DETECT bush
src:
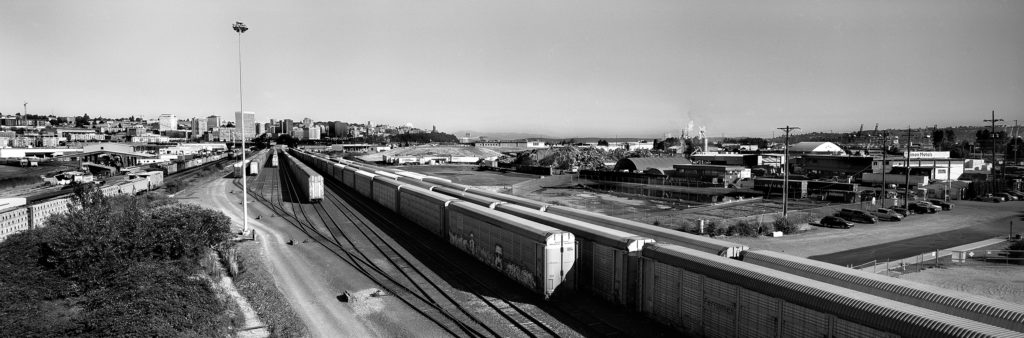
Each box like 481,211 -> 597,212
773,217 -> 798,234
732,220 -> 760,237
1008,240 -> 1024,264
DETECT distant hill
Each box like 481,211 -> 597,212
452,130 -> 552,140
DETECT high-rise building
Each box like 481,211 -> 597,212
282,119 -> 294,134
255,122 -> 264,136
302,118 -> 312,127
308,125 -> 321,140
235,111 -> 256,140
207,115 -> 222,129
158,114 -> 177,132
190,118 -> 207,139
330,121 -> 349,138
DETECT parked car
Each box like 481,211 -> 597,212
994,192 -> 1018,201
890,206 -> 912,217
820,216 -> 855,229
976,195 -> 1003,203
1003,190 -> 1024,199
838,208 -> 879,224
909,201 -> 940,214
874,208 -> 904,221
928,199 -> 954,210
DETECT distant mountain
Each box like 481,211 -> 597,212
451,130 -> 553,140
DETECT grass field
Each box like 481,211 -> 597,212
399,165 -> 538,186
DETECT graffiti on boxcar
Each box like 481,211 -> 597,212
501,261 -> 538,290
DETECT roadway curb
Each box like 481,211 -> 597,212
857,237 -> 1008,273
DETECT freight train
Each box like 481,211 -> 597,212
287,149 -> 1022,337
0,172 -> 166,242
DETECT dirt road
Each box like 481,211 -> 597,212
183,176 -> 445,337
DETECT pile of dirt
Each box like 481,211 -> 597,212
358,145 -> 501,162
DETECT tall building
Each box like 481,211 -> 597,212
190,118 -> 207,139
282,119 -> 294,135
307,125 -> 319,140
255,122 -> 264,136
235,111 -> 256,140
302,117 -> 312,127
158,114 -> 177,132
207,115 -> 222,129
331,121 -> 349,138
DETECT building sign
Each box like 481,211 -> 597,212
905,151 -> 950,159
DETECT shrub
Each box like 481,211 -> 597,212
773,217 -> 798,234
1008,240 -> 1024,264
733,220 -> 760,237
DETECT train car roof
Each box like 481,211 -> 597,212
398,183 -> 456,203
742,249 -> 1024,331
422,176 -> 460,187
465,188 -> 550,211
372,176 -> 403,189
373,171 -> 401,180
393,170 -> 429,180
354,169 -> 376,179
643,243 -> 1021,338
449,201 -> 569,240
445,188 -> 504,209
496,203 -> 651,250
546,205 -> 748,257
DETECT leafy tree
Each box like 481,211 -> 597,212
597,139 -> 609,146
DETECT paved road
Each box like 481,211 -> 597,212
810,201 -> 1024,266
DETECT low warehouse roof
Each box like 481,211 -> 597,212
613,157 -> 691,172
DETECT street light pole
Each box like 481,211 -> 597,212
777,125 -> 799,218
233,21 -> 249,234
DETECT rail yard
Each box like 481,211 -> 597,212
226,147 -> 1024,337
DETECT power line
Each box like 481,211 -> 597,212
984,110 -> 1003,177
777,125 -> 799,218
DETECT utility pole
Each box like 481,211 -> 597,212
777,125 -> 799,218
881,131 -> 888,207
904,126 -> 911,207
233,21 -> 249,234
1014,120 -> 1019,165
23,101 -> 27,115
984,110 -> 1003,176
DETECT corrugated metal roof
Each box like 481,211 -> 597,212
742,250 -> 1024,332
644,244 -> 1021,338
449,201 -> 566,239
546,205 -> 748,257
613,157 -> 692,172
497,203 -> 651,249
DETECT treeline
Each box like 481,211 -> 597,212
391,131 -> 460,144
0,188 -> 236,336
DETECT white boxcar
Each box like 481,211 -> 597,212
28,197 -> 73,229
466,187 -> 550,211
546,205 -> 748,258
371,177 -> 402,213
741,249 -> 1024,333
285,152 -> 324,203
496,203 -> 653,309
353,170 -> 376,199
641,243 -> 1020,338
446,201 -> 576,298
398,185 -> 455,237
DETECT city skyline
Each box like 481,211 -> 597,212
3,0 -> 1022,138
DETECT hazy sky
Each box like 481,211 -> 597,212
2,1 -> 1022,138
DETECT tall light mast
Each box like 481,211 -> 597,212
233,21 -> 249,234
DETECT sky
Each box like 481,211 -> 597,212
2,0 -> 1022,138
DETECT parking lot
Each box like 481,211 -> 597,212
728,199 -> 1022,262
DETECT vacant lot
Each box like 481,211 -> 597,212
901,264 -> 1024,304
357,145 -> 501,162
399,165 -> 538,186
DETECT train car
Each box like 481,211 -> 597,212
128,177 -> 149,195
496,203 -> 653,308
0,206 -> 30,242
373,170 -> 401,181
341,166 -> 359,188
446,201 -> 576,298
283,152 -> 324,203
353,170 -> 376,199
371,176 -> 402,213
248,159 -> 260,176
143,171 -> 164,190
545,205 -> 748,258
422,176 -> 465,191
468,188 -> 551,211
397,184 -> 456,237
640,243 -> 1020,338
328,163 -> 347,183
433,186 -> 504,209
740,250 -> 1024,332
100,183 -> 121,197
393,170 -> 429,181
232,161 -> 246,178
28,197 -> 73,229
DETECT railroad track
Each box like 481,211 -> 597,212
240,160 -> 570,337
239,165 -> 489,337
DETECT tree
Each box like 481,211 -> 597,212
597,139 -> 609,146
